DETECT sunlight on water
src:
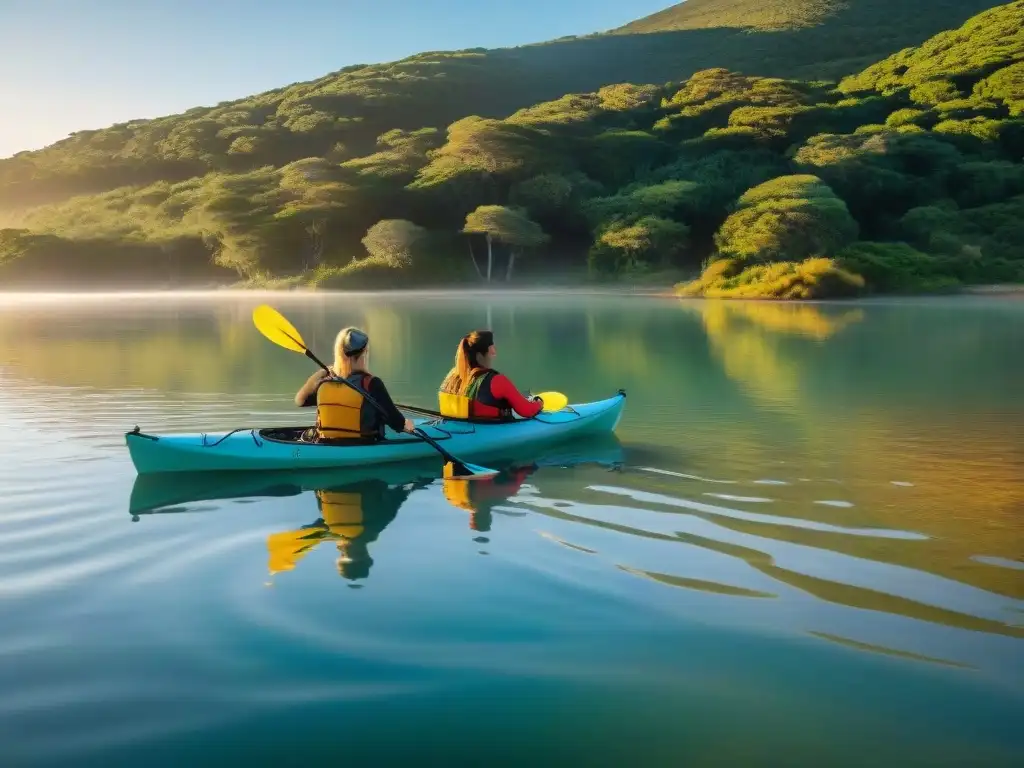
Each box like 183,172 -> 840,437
0,293 -> 1022,765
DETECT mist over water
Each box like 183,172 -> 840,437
1,292 -> 1022,765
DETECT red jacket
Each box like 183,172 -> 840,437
469,370 -> 543,419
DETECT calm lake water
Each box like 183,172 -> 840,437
0,291 -> 1022,766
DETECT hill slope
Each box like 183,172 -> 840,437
616,0 -> 843,32
3,1 -> 1021,297
0,0 -> 1002,209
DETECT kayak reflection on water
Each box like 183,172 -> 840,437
127,435 -> 625,581
442,465 -> 537,532
267,477 -> 431,581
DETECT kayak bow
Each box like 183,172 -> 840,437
125,391 -> 626,474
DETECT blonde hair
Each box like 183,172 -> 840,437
332,326 -> 369,377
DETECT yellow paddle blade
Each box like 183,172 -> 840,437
266,527 -> 325,574
442,476 -> 476,512
536,391 -> 568,412
253,304 -> 307,353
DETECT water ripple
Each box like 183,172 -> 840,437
515,490 -> 1023,631
590,484 -> 919,539
509,494 -> 1024,679
0,534 -> 194,598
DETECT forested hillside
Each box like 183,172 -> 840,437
1,0 -> 1020,297
0,0 -> 997,209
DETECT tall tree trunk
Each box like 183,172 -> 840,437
485,233 -> 493,282
312,219 -> 325,267
305,219 -> 325,270
160,241 -> 178,286
468,237 -> 482,279
505,249 -> 517,282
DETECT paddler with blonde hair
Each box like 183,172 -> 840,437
295,326 -> 414,440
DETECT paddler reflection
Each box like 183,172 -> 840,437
441,462 -> 537,532
267,478 -> 429,582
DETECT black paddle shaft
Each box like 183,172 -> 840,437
303,349 -> 469,471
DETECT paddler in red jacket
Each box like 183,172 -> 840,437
443,463 -> 537,532
437,330 -> 543,420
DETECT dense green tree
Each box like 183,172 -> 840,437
360,219 -> 428,268
507,172 -> 603,235
973,61 -> 1024,117
792,129 -> 964,234
341,128 -> 441,183
274,159 -> 352,268
582,180 -> 702,230
643,148 -> 790,245
838,241 -> 955,292
714,175 -> 859,265
414,117 -> 552,188
579,130 -> 673,187
590,216 -> 690,275
508,173 -> 573,219
949,161 -> 1024,208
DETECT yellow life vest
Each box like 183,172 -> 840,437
438,368 -> 495,419
316,373 -> 377,440
437,390 -> 471,419
264,490 -> 365,575
317,490 -> 365,539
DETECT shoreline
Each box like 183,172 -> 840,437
0,283 -> 1020,301
961,284 -> 1024,295
0,285 -> 678,302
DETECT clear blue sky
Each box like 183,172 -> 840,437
0,0 -> 674,158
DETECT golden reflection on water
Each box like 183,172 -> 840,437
697,300 -> 866,340
692,300 -> 865,411
668,299 -> 1024,599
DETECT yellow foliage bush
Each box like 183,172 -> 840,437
676,256 -> 865,299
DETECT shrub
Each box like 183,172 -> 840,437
360,219 -> 427,268
838,241 -> 958,292
677,256 -> 864,299
308,257 -> 416,290
589,215 -> 689,275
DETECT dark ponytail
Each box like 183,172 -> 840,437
442,330 -> 494,395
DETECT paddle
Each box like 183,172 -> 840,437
534,391 -> 568,412
397,390 -> 568,418
252,304 -> 496,480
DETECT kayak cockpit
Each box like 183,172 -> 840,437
258,426 -> 379,446
257,426 -> 453,446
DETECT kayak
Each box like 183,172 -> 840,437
126,392 -> 625,475
125,391 -> 626,475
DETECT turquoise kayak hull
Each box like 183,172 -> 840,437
126,392 -> 626,474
